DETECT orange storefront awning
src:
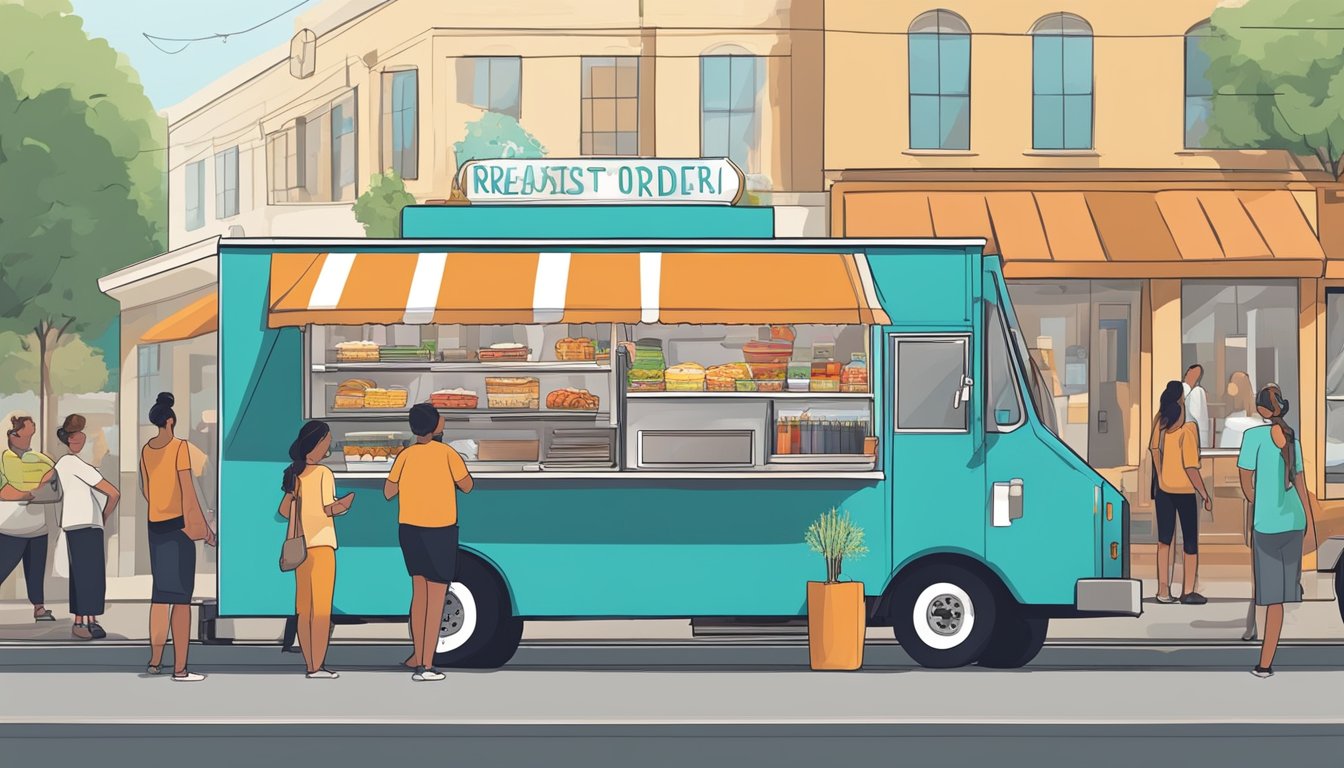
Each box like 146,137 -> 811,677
140,293 -> 218,343
267,251 -> 890,327
838,189 -> 1325,279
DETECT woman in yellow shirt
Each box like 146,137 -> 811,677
0,415 -> 55,621
278,421 -> 353,679
1149,380 -> 1213,605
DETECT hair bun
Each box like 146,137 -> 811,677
155,392 -> 175,408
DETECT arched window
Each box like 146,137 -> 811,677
1031,13 -> 1093,150
1184,21 -> 1213,148
908,10 -> 971,150
701,45 -> 762,172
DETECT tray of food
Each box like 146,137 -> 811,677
546,387 -> 601,410
378,344 -> 433,363
478,342 -> 529,361
665,363 -> 706,392
743,339 -> 793,365
333,378 -> 375,409
705,363 -> 752,392
362,386 -> 409,409
555,337 -> 596,361
334,340 -> 380,362
341,431 -> 409,469
485,376 -> 540,409
429,388 -> 478,409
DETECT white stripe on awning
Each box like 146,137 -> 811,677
532,252 -> 571,324
308,252 -> 356,310
639,251 -> 661,324
403,252 -> 448,324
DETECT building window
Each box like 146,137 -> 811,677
266,90 -> 358,204
1326,290 -> 1344,497
581,56 -> 639,157
908,9 -> 971,150
1181,281 -> 1298,450
382,70 -> 418,180
456,57 -> 521,119
1031,13 -> 1093,150
1184,21 -> 1214,149
137,344 -> 161,426
184,160 -> 205,230
701,54 -> 761,172
213,146 -> 238,220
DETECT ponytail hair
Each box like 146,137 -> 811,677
282,420 -> 331,494
1157,381 -> 1183,431
1257,385 -> 1296,491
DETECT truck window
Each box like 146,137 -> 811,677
986,300 -> 1024,431
893,337 -> 968,432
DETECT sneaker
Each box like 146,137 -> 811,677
146,664 -> 162,676
306,669 -> 340,680
88,622 -> 107,640
71,623 -> 93,641
1180,592 -> 1209,605
33,609 -> 54,622
1251,665 -> 1274,678
1155,594 -> 1178,604
411,666 -> 445,682
171,671 -> 206,682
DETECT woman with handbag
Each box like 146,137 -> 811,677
278,421 -> 353,679
140,393 -> 215,682
1238,385 -> 1314,678
1149,380 -> 1212,605
1,415 -> 57,622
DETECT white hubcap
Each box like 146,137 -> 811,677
436,582 -> 479,654
912,582 -> 975,650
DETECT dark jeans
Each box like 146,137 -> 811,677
0,533 -> 48,605
66,527 -> 106,617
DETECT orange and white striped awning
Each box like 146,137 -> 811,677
267,251 -> 890,327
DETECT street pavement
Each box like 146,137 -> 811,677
3,642 -> 1344,766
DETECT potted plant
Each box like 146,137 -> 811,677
804,507 -> 868,670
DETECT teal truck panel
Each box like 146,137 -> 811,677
401,204 -> 774,239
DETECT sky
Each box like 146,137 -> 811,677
74,0 -> 314,109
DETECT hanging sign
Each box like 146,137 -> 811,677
457,157 -> 744,205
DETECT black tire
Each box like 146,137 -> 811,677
432,553 -> 519,669
889,562 -> 999,669
977,610 -> 1048,669
1335,568 -> 1344,627
460,615 -> 525,669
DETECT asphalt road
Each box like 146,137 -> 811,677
4,642 -> 1344,766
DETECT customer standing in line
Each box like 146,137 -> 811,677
1149,381 -> 1212,605
1182,364 -> 1211,449
1239,385 -> 1313,678
0,415 -> 56,622
54,415 -> 121,640
278,420 -> 354,679
384,403 -> 473,682
140,393 -> 216,682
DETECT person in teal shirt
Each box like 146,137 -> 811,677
1237,385 -> 1313,679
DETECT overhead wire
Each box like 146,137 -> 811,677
142,0 -> 314,55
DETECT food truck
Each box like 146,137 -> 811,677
215,159 -> 1139,670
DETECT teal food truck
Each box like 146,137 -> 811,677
216,166 -> 1139,670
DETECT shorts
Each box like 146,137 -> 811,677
1253,529 -> 1305,606
1155,489 -> 1198,555
148,518 -> 195,605
398,523 -> 458,585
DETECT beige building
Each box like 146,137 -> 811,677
824,0 -> 1344,575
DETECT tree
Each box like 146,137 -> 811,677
0,0 -> 166,247
0,73 -> 155,449
453,112 -> 547,164
353,171 -> 417,238
0,332 -> 109,396
1202,0 -> 1344,177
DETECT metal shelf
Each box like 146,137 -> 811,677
314,362 -> 612,373
322,409 -> 610,421
626,391 -> 872,400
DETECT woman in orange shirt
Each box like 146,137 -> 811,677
140,393 -> 215,682
277,420 -> 353,679
1149,380 -> 1213,605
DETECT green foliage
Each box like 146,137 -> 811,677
0,0 -> 166,246
454,112 -> 547,163
805,508 -> 868,583
353,171 -> 417,238
0,332 -> 109,395
1202,0 -> 1344,176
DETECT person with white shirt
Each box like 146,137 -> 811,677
1182,364 -> 1211,448
54,415 -> 120,641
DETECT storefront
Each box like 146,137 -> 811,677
831,173 -> 1342,571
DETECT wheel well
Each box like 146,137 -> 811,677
873,553 -> 1014,624
457,547 -> 517,616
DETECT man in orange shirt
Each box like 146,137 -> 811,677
385,403 -> 473,682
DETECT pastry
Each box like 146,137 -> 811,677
430,387 -> 479,409
705,363 -> 752,391
546,387 -> 601,410
665,363 -> 706,392
555,337 -> 597,361
335,340 -> 380,362
334,378 -> 374,409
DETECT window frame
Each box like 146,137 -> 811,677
700,53 -> 761,172
907,9 -> 972,151
890,332 -> 972,435
184,159 -> 205,231
382,69 -> 419,180
580,55 -> 640,157
985,292 -> 1027,434
1183,20 -> 1214,150
1325,288 -> 1344,497
213,146 -> 239,220
460,56 -> 522,119
330,90 -> 357,201
1030,12 -> 1094,151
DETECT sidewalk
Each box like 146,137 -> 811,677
2,572 -> 1338,645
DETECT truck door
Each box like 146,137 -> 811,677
886,332 -> 985,562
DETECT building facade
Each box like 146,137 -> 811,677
824,0 -> 1344,575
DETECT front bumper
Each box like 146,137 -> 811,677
1075,578 -> 1142,617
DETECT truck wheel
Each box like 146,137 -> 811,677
977,610 -> 1048,669
460,616 -> 525,669
433,554 -> 519,669
890,563 -> 998,668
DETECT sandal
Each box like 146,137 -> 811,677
33,609 -> 54,622
146,664 -> 162,676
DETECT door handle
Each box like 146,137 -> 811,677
992,479 -> 1024,527
952,376 -> 974,410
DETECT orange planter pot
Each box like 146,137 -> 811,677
806,580 -> 866,670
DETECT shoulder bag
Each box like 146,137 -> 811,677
279,483 -> 307,572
